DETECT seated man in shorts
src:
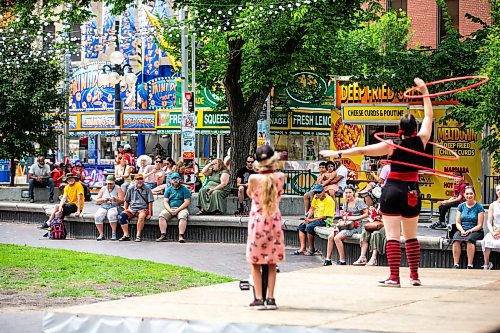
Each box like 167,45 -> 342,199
293,184 -> 335,256
302,161 -> 327,219
40,173 -> 84,230
156,172 -> 191,243
118,173 -> 154,242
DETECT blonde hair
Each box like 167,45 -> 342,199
254,154 -> 280,217
213,158 -> 227,171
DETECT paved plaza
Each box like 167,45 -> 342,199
46,265 -> 500,333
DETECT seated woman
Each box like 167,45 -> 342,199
152,157 -> 176,195
197,158 -> 231,215
323,185 -> 369,266
452,186 -> 484,269
482,184 -> 500,270
353,206 -> 386,266
114,156 -> 133,193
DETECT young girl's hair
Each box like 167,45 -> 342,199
254,145 -> 280,217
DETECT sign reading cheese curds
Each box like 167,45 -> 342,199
341,104 -> 409,124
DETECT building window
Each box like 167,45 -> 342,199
438,0 -> 460,43
387,0 -> 407,16
70,23 -> 82,62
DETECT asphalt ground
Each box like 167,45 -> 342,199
0,221 -> 323,333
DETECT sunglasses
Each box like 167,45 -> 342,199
155,160 -> 162,163
135,178 -> 144,181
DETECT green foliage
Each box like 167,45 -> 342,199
0,20 -> 66,171
0,244 -> 233,300
441,24 -> 500,169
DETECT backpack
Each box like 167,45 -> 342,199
49,218 -> 67,239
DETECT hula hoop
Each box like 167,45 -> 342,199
374,132 -> 460,161
403,75 -> 489,99
381,159 -> 462,180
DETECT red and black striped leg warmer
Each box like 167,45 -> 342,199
405,238 -> 420,280
386,239 -> 401,282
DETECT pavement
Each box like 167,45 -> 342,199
0,221 -> 322,333
0,201 -> 454,333
46,265 -> 500,333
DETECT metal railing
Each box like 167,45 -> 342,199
484,175 -> 500,204
280,169 -> 316,195
230,169 -> 317,196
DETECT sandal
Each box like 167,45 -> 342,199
366,257 -> 378,266
134,236 -> 142,242
196,210 -> 206,215
303,249 -> 317,256
291,250 -> 305,255
353,257 -> 367,266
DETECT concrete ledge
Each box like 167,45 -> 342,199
0,200 -> 497,269
0,186 -> 61,202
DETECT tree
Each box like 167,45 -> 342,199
114,0 -> 414,177
0,19 -> 66,185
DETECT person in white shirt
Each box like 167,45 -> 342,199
28,155 -> 54,203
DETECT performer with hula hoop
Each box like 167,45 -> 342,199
321,78 -> 441,287
246,145 -> 286,309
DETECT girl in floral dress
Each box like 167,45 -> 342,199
246,145 -> 285,310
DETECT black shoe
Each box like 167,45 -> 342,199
49,197 -> 54,204
323,259 -> 332,266
249,298 -> 266,310
37,222 -> 49,229
29,198 -> 35,203
336,260 -> 347,265
265,298 -> 278,310
42,232 -> 49,238
434,222 -> 448,230
467,265 -> 473,269
452,264 -> 460,269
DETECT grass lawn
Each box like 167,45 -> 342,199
0,244 -> 234,303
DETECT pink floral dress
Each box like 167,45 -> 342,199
246,173 -> 285,265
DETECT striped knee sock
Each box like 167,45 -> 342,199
386,240 -> 401,282
405,238 -> 420,280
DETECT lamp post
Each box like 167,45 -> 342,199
98,51 -> 137,149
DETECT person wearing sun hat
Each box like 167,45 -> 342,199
156,172 -> 191,243
245,144 -> 286,310
118,173 -> 154,242
94,175 -> 125,241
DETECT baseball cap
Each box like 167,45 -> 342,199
124,144 -> 131,150
255,144 -> 275,162
170,172 -> 180,180
312,184 -> 324,193
66,173 -> 77,179
135,173 -> 144,180
106,175 -> 115,184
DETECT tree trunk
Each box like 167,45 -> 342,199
223,38 -> 273,181
9,157 -> 16,187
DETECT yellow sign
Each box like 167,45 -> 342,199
342,104 -> 409,124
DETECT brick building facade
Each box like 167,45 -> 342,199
380,0 -> 492,48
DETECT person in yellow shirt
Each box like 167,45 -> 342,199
59,174 -> 84,217
40,174 -> 85,231
292,184 -> 335,256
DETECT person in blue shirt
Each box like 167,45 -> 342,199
452,186 -> 485,269
156,172 -> 191,243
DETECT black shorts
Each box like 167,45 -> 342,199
62,203 -> 78,217
379,180 -> 421,218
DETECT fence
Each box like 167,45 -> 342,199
230,169 -> 317,196
484,175 -> 500,204
280,169 -> 316,195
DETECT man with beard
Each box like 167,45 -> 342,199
156,172 -> 191,243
